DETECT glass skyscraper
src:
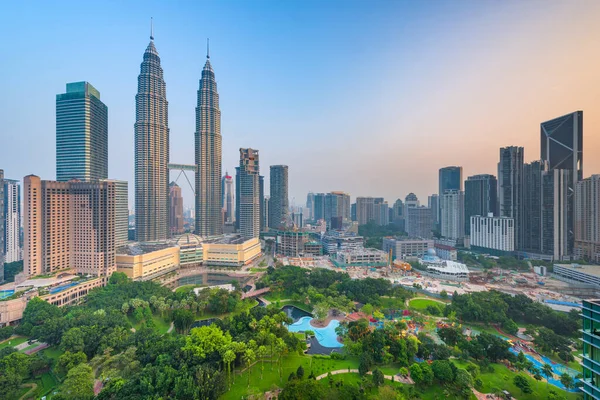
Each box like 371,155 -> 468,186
56,82 -> 108,182
464,174 -> 497,235
195,50 -> 223,237
238,149 -> 260,239
498,147 -> 524,250
269,165 -> 289,229
134,33 -> 169,242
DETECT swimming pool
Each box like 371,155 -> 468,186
0,290 -> 15,300
49,282 -> 79,294
508,348 -> 579,392
287,316 -> 343,348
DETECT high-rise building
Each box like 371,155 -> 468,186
3,178 -> 21,263
238,149 -> 260,239
195,49 -> 222,237
441,190 -> 464,242
406,207 -> 433,238
439,166 -> 463,228
313,193 -> 325,222
169,182 -> 184,236
541,111 -> 583,183
541,169 -> 574,260
101,180 -> 128,248
269,165 -> 289,229
464,174 -> 497,235
135,33 -> 169,242
351,202 -> 356,222
235,167 -> 240,231
523,161 -> 547,253
392,199 -> 404,221
259,175 -> 265,232
356,197 -> 383,225
580,299 -> 600,399
575,175 -> 600,263
498,146 -> 524,250
0,170 -> 4,282
470,214 -> 514,254
56,82 -> 108,182
404,193 -> 420,220
24,175 -> 116,278
427,195 -> 439,230
324,192 -> 351,226
222,172 -> 234,224
374,201 -> 389,226
306,192 -> 315,220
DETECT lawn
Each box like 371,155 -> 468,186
408,298 -> 446,313
0,336 -> 28,350
222,354 -> 359,399
22,371 -> 60,399
279,300 -> 313,313
468,361 -> 579,400
249,267 -> 267,273
175,284 -> 203,294
129,314 -> 172,335
380,296 -> 408,310
40,346 -> 64,363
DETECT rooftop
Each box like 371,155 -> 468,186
203,234 -> 247,245
117,242 -> 175,256
555,263 -> 600,277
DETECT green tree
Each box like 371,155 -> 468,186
61,327 -> 85,353
420,362 -> 434,385
372,368 -> 384,387
60,363 -> 94,400
183,325 -> 232,360
22,297 -> 62,326
296,365 -> 305,379
57,351 -> 87,375
440,290 -> 448,299
0,352 -> 31,397
502,318 -> 519,335
431,360 -> 454,383
542,363 -> 554,387
513,374 -> 533,394
172,309 -> 195,334
222,349 -> 236,388
257,345 -> 268,379
409,363 -> 423,384
109,271 -> 129,285
559,373 -> 574,390
362,303 -> 374,316
244,348 -> 256,388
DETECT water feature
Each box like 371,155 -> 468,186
282,305 -> 311,322
191,318 -> 219,329
49,282 -> 79,294
508,348 -> 579,392
0,290 -> 15,300
287,316 -> 343,348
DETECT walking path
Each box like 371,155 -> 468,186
18,383 -> 37,400
167,322 -> 174,334
258,296 -> 271,306
314,369 -> 413,384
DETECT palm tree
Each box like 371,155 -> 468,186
542,363 -> 554,387
223,349 -> 236,389
275,338 -> 287,381
244,349 -> 256,388
257,345 -> 268,379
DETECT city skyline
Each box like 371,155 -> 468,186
2,1 -> 600,207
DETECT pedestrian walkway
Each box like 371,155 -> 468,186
314,369 -> 413,384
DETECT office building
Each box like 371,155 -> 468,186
3,178 -> 21,263
470,214 -> 515,255
406,207 -> 433,238
498,146 -> 524,250
107,180 -> 128,248
523,161 -> 547,253
195,50 -> 223,237
374,201 -> 389,226
313,193 -> 325,221
56,82 -> 108,182
351,202 -> 356,222
404,193 -> 420,220
541,169 -> 573,260
324,192 -> 350,226
441,190 -> 464,242
169,182 -> 184,236
135,33 -> 169,241
306,192 -> 315,220
238,149 -> 260,239
269,165 -> 288,229
117,243 -> 180,281
427,195 -> 439,229
439,166 -> 463,227
262,195 -> 269,230
541,111 -> 583,183
575,175 -> 600,263
356,197 -> 384,225
24,175 -> 116,278
321,232 -> 364,255
392,199 -> 404,221
383,237 -> 434,261
581,299 -> 600,400
222,172 -> 234,224
464,174 -> 497,235
0,171 -> 3,282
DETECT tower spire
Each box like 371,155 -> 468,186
207,38 -> 210,59
150,17 -> 154,41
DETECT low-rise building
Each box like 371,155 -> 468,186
321,232 -> 364,255
434,243 -> 457,261
303,241 -> 323,256
116,243 -> 180,281
418,248 -> 469,281
333,248 -> 388,267
553,263 -> 600,287
382,237 -> 434,261
41,277 -> 104,306
171,234 -> 203,268
202,236 -> 261,267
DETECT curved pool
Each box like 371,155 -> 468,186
287,316 -> 343,348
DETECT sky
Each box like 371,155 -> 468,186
1,0 -> 600,208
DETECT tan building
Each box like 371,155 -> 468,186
203,236 -> 261,267
23,175 -> 116,278
116,243 -> 180,281
41,277 -> 104,307
169,182 -> 184,236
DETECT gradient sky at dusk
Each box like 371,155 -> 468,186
1,0 -> 599,208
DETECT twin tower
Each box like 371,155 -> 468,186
134,32 -> 221,241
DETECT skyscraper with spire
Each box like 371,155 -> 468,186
134,21 -> 169,241
195,41 -> 223,237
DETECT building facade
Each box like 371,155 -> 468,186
135,35 -> 169,242
575,175 -> 600,263
541,169 -> 574,260
441,190 -> 464,242
464,174 -> 497,235
238,149 -> 260,239
306,192 -> 314,220
581,299 -> 600,400
117,244 -> 180,281
0,170 -> 3,282
56,82 -> 108,182
3,178 -> 21,264
169,182 -> 184,236
356,197 -> 384,225
383,237 -> 434,261
439,166 -> 463,227
24,175 -> 116,278
523,160 -> 547,253
268,165 -> 288,229
406,207 -> 433,238
222,172 -> 234,224
541,111 -> 583,183
470,214 -> 515,254
498,146 -> 524,250
427,195 -> 439,229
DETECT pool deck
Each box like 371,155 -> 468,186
306,337 -> 342,355
310,314 -> 345,328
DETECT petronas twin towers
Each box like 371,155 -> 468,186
135,29 -> 222,241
